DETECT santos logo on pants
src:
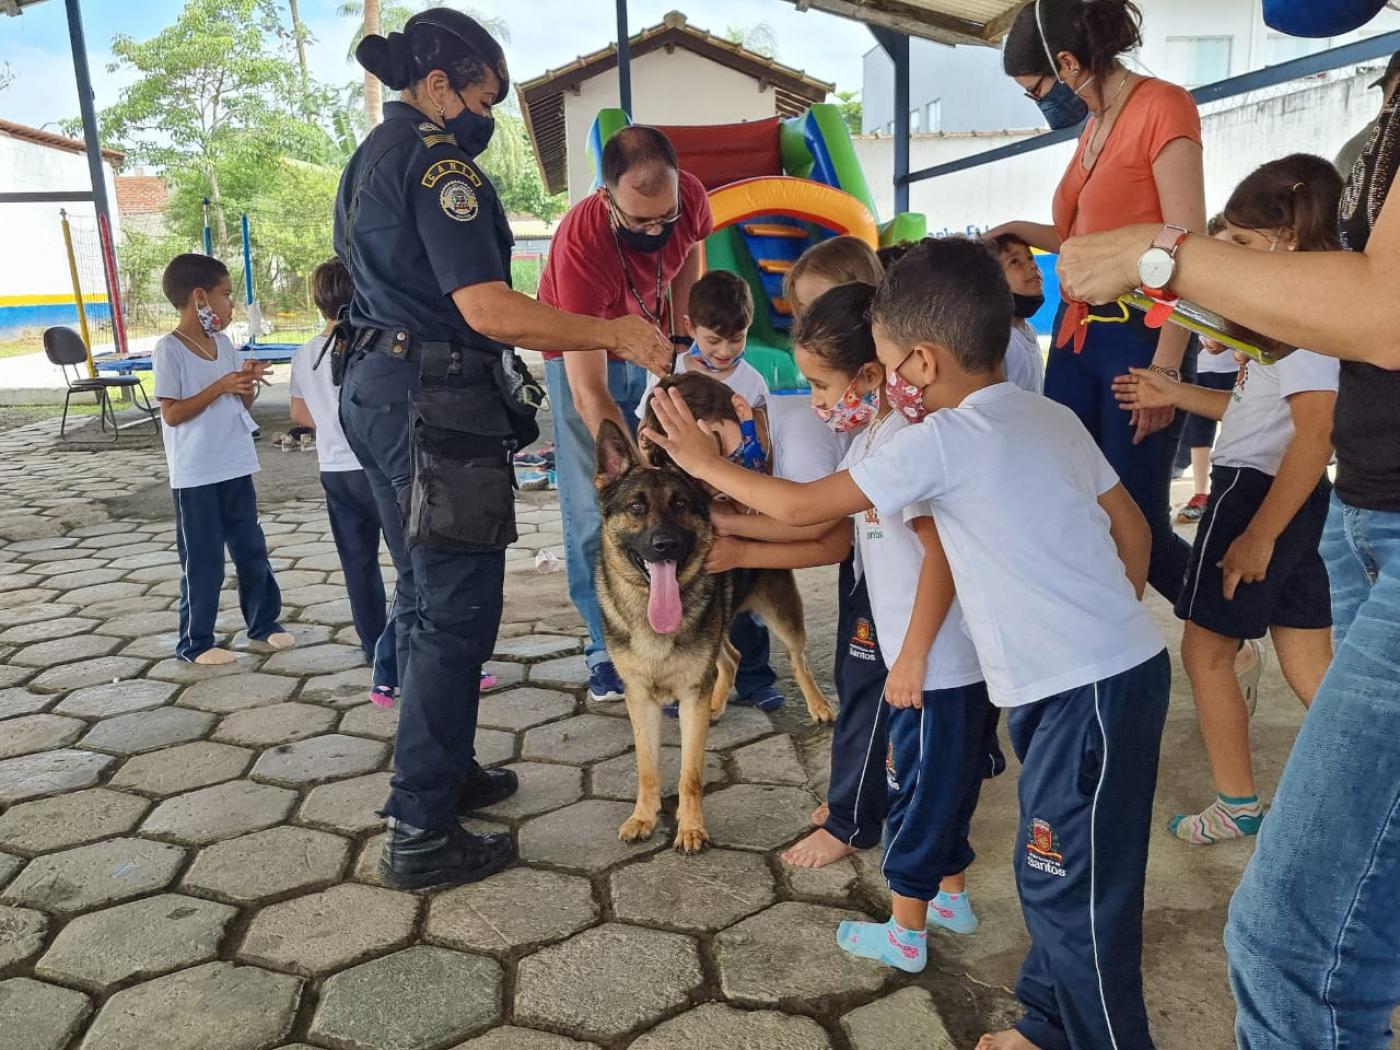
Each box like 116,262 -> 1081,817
848,617 -> 880,662
1026,817 -> 1067,878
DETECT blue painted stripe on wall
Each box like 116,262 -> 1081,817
0,303 -> 111,340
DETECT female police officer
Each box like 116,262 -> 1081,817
336,9 -> 671,891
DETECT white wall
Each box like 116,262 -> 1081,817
564,47 -> 782,200
854,68 -> 1380,235
0,134 -> 121,307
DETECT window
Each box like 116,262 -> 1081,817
910,108 -> 921,132
1165,36 -> 1233,87
926,99 -> 942,133
1266,32 -> 1328,65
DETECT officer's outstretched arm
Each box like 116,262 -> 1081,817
453,282 -> 671,375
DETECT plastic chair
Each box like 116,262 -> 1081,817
42,327 -> 159,442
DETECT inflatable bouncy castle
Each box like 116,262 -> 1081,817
588,104 -> 926,390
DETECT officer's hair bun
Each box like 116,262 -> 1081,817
356,31 -> 416,91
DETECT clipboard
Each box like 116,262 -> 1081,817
1119,291 -> 1294,366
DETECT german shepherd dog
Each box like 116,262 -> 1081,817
593,418 -> 834,853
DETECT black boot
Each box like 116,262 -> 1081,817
457,764 -> 519,813
378,818 -> 514,891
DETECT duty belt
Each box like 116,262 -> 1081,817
355,327 -> 493,381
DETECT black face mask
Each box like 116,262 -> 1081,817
615,222 -> 676,254
1013,292 -> 1046,319
445,95 -> 495,158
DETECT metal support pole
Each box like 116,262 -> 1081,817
60,209 -> 96,379
616,0 -> 633,118
241,214 -> 254,305
64,0 -> 123,362
870,27 -> 912,216
202,198 -> 214,255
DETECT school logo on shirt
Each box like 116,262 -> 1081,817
1026,817 -> 1067,877
862,507 -> 884,541
848,617 -> 879,662
439,181 -> 480,223
885,742 -> 899,792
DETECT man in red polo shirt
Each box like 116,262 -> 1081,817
538,126 -> 710,702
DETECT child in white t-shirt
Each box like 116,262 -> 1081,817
1113,154 -> 1342,846
152,253 -> 293,665
645,238 -> 1169,1050
985,232 -> 1046,394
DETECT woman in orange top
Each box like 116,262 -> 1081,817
989,0 -> 1205,604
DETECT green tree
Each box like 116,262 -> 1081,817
836,89 -> 863,136
723,22 -> 778,59
94,0 -> 316,253
285,0 -> 311,98
478,101 -> 565,224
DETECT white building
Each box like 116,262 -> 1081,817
0,118 -> 122,342
519,10 -> 832,202
855,0 -> 1400,233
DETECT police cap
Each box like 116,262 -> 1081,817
356,8 -> 509,103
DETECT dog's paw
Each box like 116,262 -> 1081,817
618,816 -> 657,843
808,700 -> 836,725
673,826 -> 710,854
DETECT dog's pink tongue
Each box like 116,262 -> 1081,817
646,560 -> 682,635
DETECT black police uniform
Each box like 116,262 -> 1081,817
333,101 -> 519,861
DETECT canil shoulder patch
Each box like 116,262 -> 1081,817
421,158 -> 483,189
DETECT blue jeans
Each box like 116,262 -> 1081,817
544,355 -> 648,669
1227,492 -> 1400,1050
321,468 -> 387,666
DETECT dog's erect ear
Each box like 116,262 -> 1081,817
594,419 -> 638,486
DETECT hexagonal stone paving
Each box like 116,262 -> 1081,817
108,741 -> 252,797
0,688 -> 51,720
610,848 -> 777,933
79,707 -> 215,756
298,666 -> 373,705
0,713 -> 84,758
520,714 -> 634,765
298,772 -> 390,834
77,962 -> 302,1050
0,977 -> 90,1050
29,656 -> 149,693
214,702 -> 337,748
0,749 -> 113,805
715,902 -> 886,1006
141,780 -> 296,845
661,705 -> 776,751
10,633 -> 121,668
476,687 -> 576,732
589,746 -> 725,801
786,857 -> 859,901
338,702 -> 397,739
529,654 -> 589,690
630,1003 -> 833,1050
0,903 -> 47,968
702,784 -> 816,851
519,800 -> 666,873
34,893 -> 236,993
183,825 -> 350,904
455,1028 -> 600,1049
239,883 -> 418,976
99,609 -> 180,637
54,679 -> 178,718
475,727 -> 516,767
839,987 -> 957,1050
250,734 -> 388,786
514,923 -> 702,1042
732,734 -> 809,785
177,672 -> 298,713
2,837 -> 185,914
0,788 -> 149,854
262,643 -> 364,676
0,616 -> 98,645
473,762 -> 582,821
147,652 -> 263,684
492,634 -> 582,662
426,867 -> 597,956
310,945 -> 501,1050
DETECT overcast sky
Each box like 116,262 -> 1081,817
0,0 -> 878,133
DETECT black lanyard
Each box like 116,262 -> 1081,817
611,229 -> 667,330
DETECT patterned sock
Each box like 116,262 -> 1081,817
928,890 -> 979,935
1168,794 -> 1264,844
836,918 -> 927,973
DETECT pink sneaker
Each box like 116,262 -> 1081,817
480,670 -> 498,691
369,685 -> 395,709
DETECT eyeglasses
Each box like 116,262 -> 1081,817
605,189 -> 684,234
1023,75 -> 1052,102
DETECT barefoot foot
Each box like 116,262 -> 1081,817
263,631 -> 296,651
810,802 -> 829,826
781,828 -> 857,868
976,1029 -> 1042,1050
193,648 -> 236,666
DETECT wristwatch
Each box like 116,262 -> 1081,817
1138,224 -> 1190,295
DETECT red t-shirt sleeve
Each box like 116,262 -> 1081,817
1142,82 -> 1202,164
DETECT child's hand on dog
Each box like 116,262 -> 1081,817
884,651 -> 927,709
644,388 -> 723,476
705,536 -> 745,573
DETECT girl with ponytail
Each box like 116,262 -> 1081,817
1113,154 -> 1342,853
990,0 -> 1207,612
